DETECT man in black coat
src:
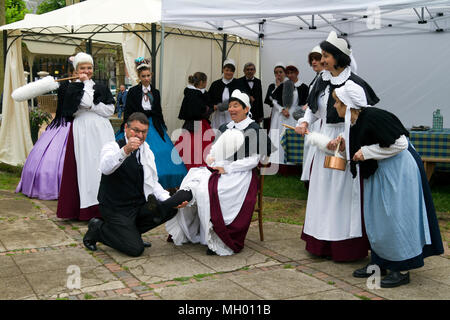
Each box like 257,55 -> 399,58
237,62 -> 264,124
83,112 -> 187,257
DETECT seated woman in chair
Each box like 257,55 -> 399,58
157,90 -> 273,255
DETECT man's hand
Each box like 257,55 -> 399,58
212,167 -> 225,174
123,137 -> 142,155
175,201 -> 189,209
352,149 -> 365,162
250,96 -> 255,103
294,122 -> 308,136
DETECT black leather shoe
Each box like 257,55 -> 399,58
381,271 -> 410,288
206,248 -> 217,256
353,263 -> 387,278
83,218 -> 102,251
142,241 -> 152,248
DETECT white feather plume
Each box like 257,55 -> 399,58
206,129 -> 245,165
11,76 -> 60,102
307,131 -> 332,153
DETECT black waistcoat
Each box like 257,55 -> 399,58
97,139 -> 146,209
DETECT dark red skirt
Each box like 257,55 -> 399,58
174,119 -> 215,171
56,122 -> 101,221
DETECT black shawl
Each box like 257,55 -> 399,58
208,78 -> 240,105
264,82 -> 284,108
308,71 -> 379,124
60,81 -> 115,119
120,83 -> 166,140
350,107 -> 410,179
47,80 -> 71,129
178,87 -> 212,132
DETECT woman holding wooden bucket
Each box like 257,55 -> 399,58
294,31 -> 379,262
330,82 -> 443,288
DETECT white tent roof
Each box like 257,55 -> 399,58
162,0 -> 450,40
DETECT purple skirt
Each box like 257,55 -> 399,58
16,123 -> 71,200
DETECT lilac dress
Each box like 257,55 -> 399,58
16,121 -> 71,200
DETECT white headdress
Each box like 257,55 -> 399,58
223,58 -> 236,68
73,52 -> 94,70
311,46 -> 322,54
230,89 -> 251,110
274,62 -> 286,69
325,31 -> 352,56
334,80 -> 370,161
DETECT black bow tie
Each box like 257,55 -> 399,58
246,79 -> 254,82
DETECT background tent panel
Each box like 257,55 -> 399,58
261,32 -> 450,129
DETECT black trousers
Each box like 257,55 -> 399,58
96,201 -> 177,257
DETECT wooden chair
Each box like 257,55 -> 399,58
253,162 -> 268,241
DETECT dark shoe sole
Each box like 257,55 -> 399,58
381,276 -> 410,288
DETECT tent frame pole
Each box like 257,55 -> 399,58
159,23 -> 164,94
222,33 -> 228,64
2,30 -> 6,71
151,23 -> 157,88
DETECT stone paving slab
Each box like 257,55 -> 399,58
246,222 -> 303,242
229,268 -> 336,300
158,278 -> 262,300
0,275 -> 36,300
287,289 -> 360,300
0,255 -> 22,278
0,219 -> 74,251
122,253 -> 216,284
305,258 -> 372,285
180,244 -> 272,273
0,197 -> 43,219
12,248 -> 101,273
254,238 -> 312,261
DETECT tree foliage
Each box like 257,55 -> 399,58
36,0 -> 66,15
5,0 -> 29,24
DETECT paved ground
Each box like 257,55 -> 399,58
0,189 -> 449,301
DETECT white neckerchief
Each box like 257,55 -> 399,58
226,116 -> 254,130
141,84 -> 152,110
222,77 -> 233,85
321,66 -> 351,85
77,78 -> 95,95
222,77 -> 233,102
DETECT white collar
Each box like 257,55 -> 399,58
142,84 -> 152,92
226,116 -> 254,130
222,77 -> 233,85
294,79 -> 302,87
321,66 -> 351,85
187,84 -> 206,93
246,77 -> 255,81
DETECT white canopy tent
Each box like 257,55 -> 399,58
163,0 -> 450,129
1,0 -> 449,166
0,0 -> 258,165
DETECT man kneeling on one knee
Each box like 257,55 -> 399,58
83,112 -> 189,257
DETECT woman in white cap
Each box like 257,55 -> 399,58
295,31 -> 379,262
300,46 -> 325,186
208,59 -> 240,129
164,89 -> 273,256
56,52 -> 116,221
331,82 -> 443,288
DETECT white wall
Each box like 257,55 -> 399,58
261,32 -> 450,129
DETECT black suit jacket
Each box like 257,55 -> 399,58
237,76 -> 264,122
